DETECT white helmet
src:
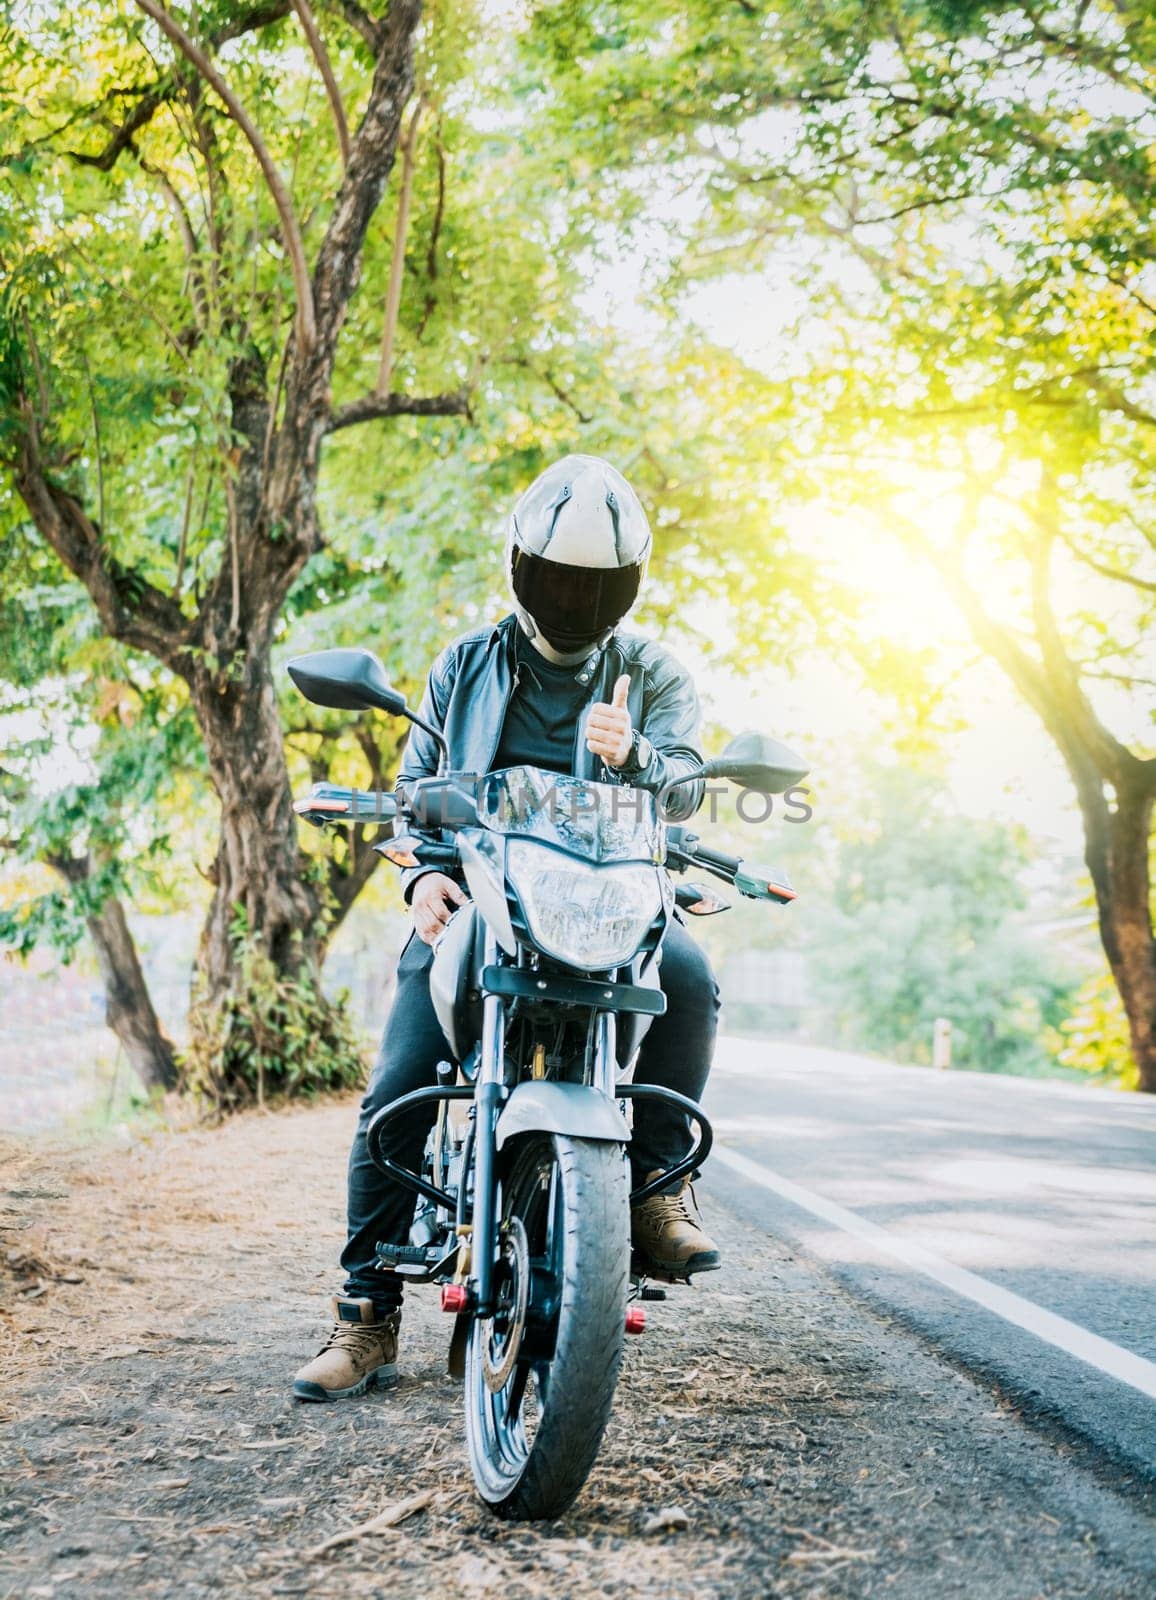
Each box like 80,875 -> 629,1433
507,454 -> 651,652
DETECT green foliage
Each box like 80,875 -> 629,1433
808,769 -> 1077,1074
181,914 -> 366,1114
4,0 -> 1144,1102
522,0 -> 1155,1081
0,595 -> 204,963
1049,967 -> 1139,1090
0,881 -> 85,961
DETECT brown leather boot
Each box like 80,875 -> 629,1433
631,1171 -> 722,1279
293,1297 -> 401,1402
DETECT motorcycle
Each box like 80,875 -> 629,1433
287,646 -> 807,1520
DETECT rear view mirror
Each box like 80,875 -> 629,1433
704,732 -> 809,795
286,648 -> 408,716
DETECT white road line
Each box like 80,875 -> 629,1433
713,1144 -> 1156,1404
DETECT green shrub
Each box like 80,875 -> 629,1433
181,923 -> 366,1114
1048,969 -> 1138,1090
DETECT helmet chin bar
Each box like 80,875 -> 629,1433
513,604 -> 613,662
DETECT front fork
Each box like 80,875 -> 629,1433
593,1009 -> 617,1097
471,931 -> 506,1316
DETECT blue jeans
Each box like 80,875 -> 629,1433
341,918 -> 720,1312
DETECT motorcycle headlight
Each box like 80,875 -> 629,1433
507,840 -> 662,969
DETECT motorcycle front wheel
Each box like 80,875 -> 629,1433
464,1132 -> 629,1520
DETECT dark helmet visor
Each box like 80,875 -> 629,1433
511,547 -> 644,638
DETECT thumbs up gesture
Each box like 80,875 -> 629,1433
585,673 -> 634,768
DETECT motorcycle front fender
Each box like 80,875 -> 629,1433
494,1080 -> 630,1149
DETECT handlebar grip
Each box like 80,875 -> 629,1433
688,842 -> 743,876
416,843 -> 460,871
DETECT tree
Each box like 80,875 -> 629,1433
808,769 -> 1076,1075
522,0 -> 1156,1087
0,3 -> 868,1106
0,523 -> 191,1093
0,2 -> 484,1093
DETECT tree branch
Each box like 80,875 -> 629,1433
325,827 -> 381,929
1085,371 -> 1156,430
67,89 -> 167,170
416,124 -> 446,339
513,358 -> 593,424
62,6 -> 293,172
326,0 -> 382,52
174,459 -> 196,599
895,505 -> 1059,743
291,0 -> 350,165
134,0 -> 317,351
353,724 -> 386,787
1083,667 -> 1156,690
1026,483 -> 1148,785
1073,260 -> 1156,323
79,349 -> 107,535
1057,529 -> 1156,594
376,96 -> 424,396
44,848 -> 92,887
310,0 -> 422,360
326,389 -> 469,433
13,418 -> 192,671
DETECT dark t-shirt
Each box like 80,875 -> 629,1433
493,632 -> 590,774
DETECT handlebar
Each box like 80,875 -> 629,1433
664,827 -> 794,903
664,827 -> 736,879
374,836 -> 461,873
293,781 -> 794,904
683,840 -> 742,877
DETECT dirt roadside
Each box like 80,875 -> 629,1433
2,1099 -> 1154,1600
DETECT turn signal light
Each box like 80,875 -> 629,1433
624,1306 -> 646,1335
380,845 -> 419,867
441,1283 -> 469,1314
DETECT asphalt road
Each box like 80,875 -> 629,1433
705,1039 -> 1156,1490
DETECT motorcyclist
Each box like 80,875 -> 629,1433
294,454 -> 722,1402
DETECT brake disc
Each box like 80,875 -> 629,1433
482,1216 -> 530,1393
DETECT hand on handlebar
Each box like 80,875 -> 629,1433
411,872 -> 468,944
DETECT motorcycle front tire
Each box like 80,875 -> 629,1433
464,1131 -> 629,1520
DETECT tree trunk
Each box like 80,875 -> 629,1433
936,537 -> 1156,1092
179,632 -> 365,1108
1079,772 -> 1156,1092
47,853 -> 178,1094
87,893 -> 180,1093
189,644 -> 322,1000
